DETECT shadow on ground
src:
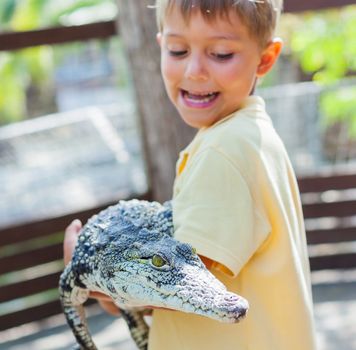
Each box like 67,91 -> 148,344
0,309 -> 137,350
313,281 -> 356,350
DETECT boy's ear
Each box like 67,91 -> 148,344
256,38 -> 283,77
156,32 -> 162,46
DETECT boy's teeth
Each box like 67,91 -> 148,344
185,91 -> 218,103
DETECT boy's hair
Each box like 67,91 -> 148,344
156,0 -> 283,48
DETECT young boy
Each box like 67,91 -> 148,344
65,0 -> 317,349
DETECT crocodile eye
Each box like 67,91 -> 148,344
151,254 -> 167,268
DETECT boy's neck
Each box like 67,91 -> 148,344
249,78 -> 258,95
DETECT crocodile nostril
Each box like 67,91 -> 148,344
224,294 -> 239,302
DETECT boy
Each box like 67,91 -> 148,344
65,0 -> 317,349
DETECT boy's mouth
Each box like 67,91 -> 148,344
181,89 -> 220,108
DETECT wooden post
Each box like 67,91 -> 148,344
116,0 -> 195,202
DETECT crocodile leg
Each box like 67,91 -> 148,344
120,309 -> 150,350
59,264 -> 97,350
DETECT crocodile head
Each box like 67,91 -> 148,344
116,236 -> 248,323
86,210 -> 248,323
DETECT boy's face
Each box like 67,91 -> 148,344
158,6 -> 276,128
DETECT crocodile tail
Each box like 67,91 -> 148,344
59,264 -> 97,350
120,309 -> 149,350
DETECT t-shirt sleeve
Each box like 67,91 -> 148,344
173,147 -> 271,277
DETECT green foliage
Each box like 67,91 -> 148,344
10,0 -> 48,31
287,6 -> 356,138
321,86 -> 356,138
290,8 -> 356,84
0,0 -> 16,25
46,0 -> 114,25
0,46 -> 54,125
0,0 -> 115,30
0,53 -> 26,123
0,0 -> 116,125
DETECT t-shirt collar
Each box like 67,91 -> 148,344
200,95 -> 266,131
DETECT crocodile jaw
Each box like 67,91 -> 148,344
110,265 -> 248,323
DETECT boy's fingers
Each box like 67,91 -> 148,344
88,292 -> 120,316
63,219 -> 82,265
97,300 -> 121,316
90,291 -> 113,301
66,219 -> 82,235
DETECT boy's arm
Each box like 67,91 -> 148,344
200,254 -> 234,276
199,255 -> 214,270
173,148 -> 271,278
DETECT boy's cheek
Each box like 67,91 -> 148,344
161,60 -> 180,85
160,72 -> 177,103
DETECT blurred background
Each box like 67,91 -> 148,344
0,1 -> 355,349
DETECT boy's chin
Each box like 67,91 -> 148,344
180,111 -> 220,129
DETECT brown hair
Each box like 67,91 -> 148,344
155,0 -> 283,47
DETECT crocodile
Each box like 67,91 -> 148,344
59,199 -> 248,350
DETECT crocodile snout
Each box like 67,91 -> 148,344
213,292 -> 249,323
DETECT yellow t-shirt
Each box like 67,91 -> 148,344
149,96 -> 316,350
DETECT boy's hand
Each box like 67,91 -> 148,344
63,220 -> 121,316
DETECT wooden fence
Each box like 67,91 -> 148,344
0,192 -> 150,331
299,172 -> 356,271
0,0 -> 355,52
1,171 -> 356,331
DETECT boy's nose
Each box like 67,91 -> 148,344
184,56 -> 208,81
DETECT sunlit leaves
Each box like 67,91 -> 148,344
21,46 -> 54,84
286,6 -> 356,140
10,0 -> 47,31
0,0 -> 116,124
290,7 -> 356,84
321,87 -> 356,138
0,0 -> 16,27
0,54 -> 26,123
0,45 -> 55,125
47,0 -> 116,26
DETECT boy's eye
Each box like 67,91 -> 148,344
168,50 -> 187,57
212,53 -> 234,60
